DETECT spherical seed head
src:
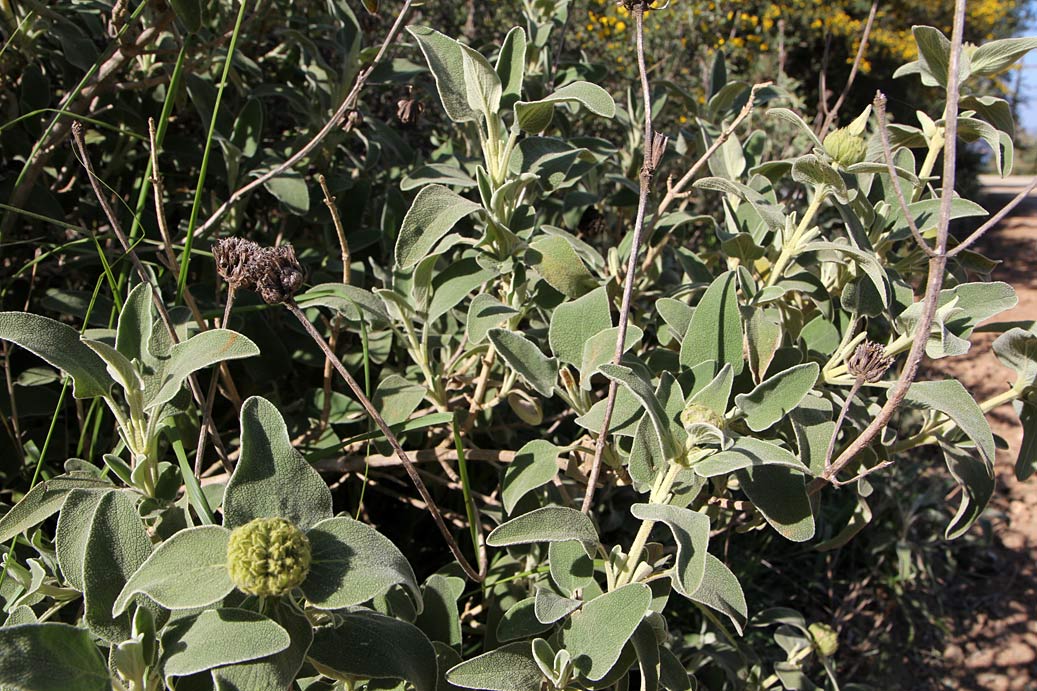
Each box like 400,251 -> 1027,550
212,237 -> 261,289
808,622 -> 839,657
823,127 -> 867,168
846,340 -> 894,383
226,517 -> 311,597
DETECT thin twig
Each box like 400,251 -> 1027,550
873,94 -> 938,257
196,448 -> 518,482
71,122 -> 230,470
145,119 -> 237,474
284,299 -> 483,581
583,3 -> 660,514
823,380 -> 862,471
816,30 -> 833,128
811,0 -> 968,493
947,176 -> 1037,256
191,0 -> 416,240
817,0 -> 878,137
317,174 -> 351,284
318,317 -> 339,432
640,82 -> 768,272
1,343 -> 25,467
660,83 -> 769,214
194,292 -> 237,476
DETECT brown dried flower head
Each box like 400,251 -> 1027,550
396,87 -> 425,128
847,340 -> 894,383
212,237 -> 261,290
253,244 -> 305,305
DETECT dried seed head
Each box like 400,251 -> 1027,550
648,131 -> 669,172
396,88 -> 425,128
253,244 -> 305,305
846,340 -> 894,383
212,237 -> 262,290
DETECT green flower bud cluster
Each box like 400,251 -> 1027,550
680,403 -> 724,431
823,127 -> 867,168
227,517 -> 311,597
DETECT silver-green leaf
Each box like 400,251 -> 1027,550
487,328 -> 558,397
630,504 -> 710,597
301,516 -> 421,612
395,185 -> 482,269
223,396 -> 333,530
446,642 -> 545,691
734,362 -> 819,432
502,440 -> 561,513
0,623 -> 109,691
680,271 -> 744,374
0,312 -> 110,399
161,609 -> 291,680
409,27 -> 478,123
113,525 -> 233,616
560,583 -> 651,681
487,506 -> 597,547
309,611 -> 438,691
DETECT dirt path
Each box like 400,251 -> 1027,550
931,175 -> 1037,690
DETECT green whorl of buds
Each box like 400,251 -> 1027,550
823,127 -> 867,167
227,517 -> 311,597
680,403 -> 725,431
808,622 -> 839,658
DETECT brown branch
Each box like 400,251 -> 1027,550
810,0 -> 968,493
313,448 -> 519,474
147,118 -> 243,412
551,0 -> 578,87
583,3 -> 662,514
317,174 -> 351,285
191,0 -> 416,240
200,448 -> 521,486
873,94 -> 938,257
947,176 -> 1037,257
284,299 -> 483,581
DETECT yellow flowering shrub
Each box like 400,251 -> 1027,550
570,0 -> 1021,79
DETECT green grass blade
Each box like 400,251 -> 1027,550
453,411 -> 482,565
176,0 -> 250,303
128,41 -> 189,242
164,426 -> 216,525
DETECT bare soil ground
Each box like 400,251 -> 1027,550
929,176 -> 1037,690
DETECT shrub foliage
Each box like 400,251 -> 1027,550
0,0 -> 1035,689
